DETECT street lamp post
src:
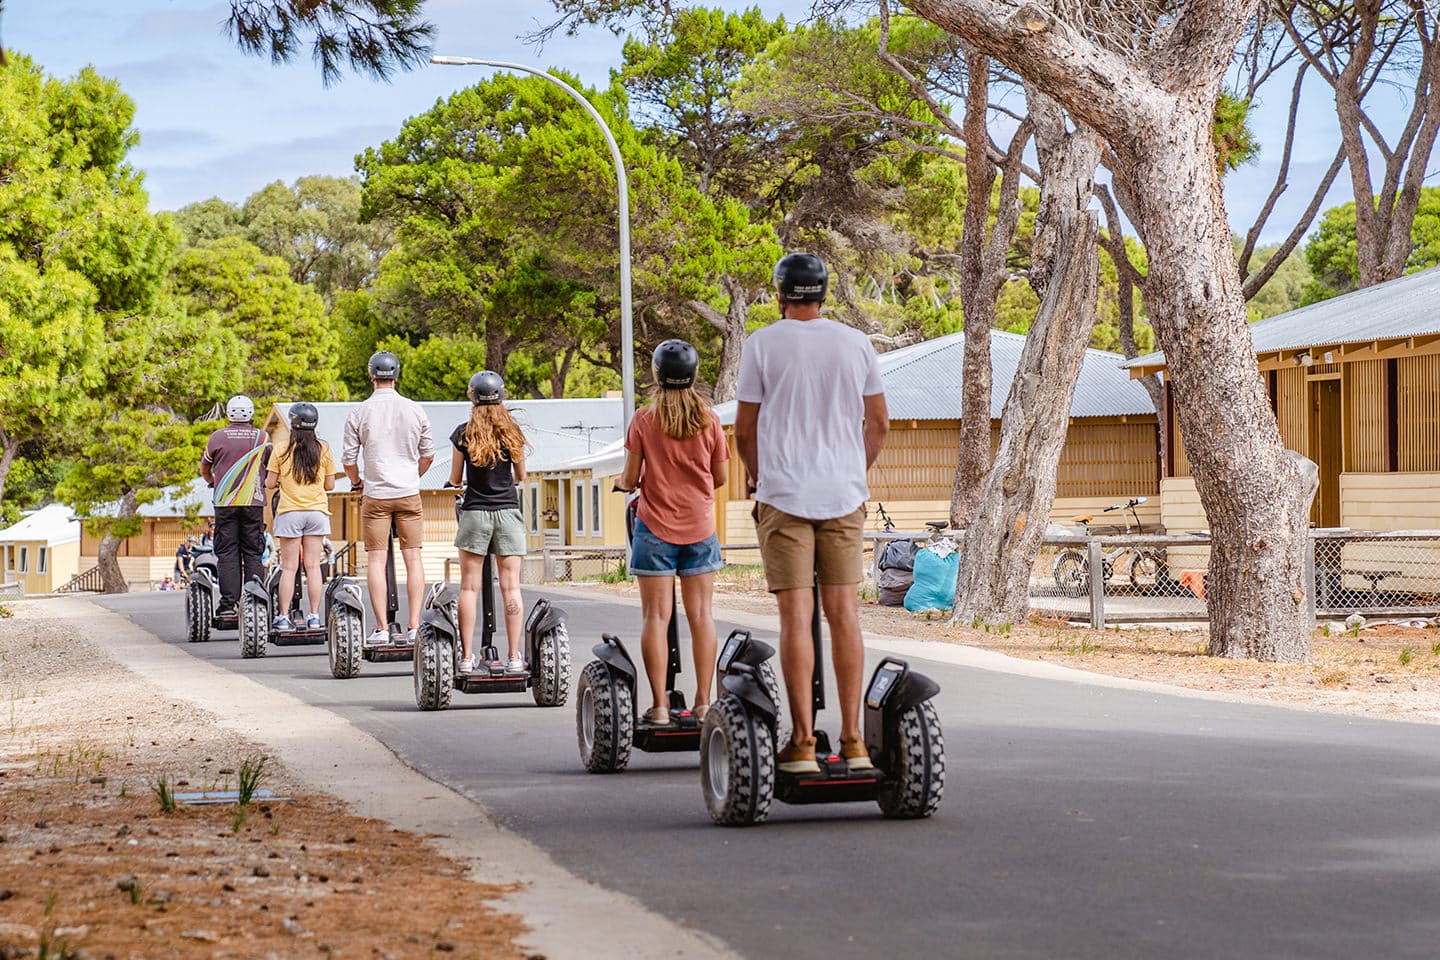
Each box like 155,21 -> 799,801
431,56 -> 635,435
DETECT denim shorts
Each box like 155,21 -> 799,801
274,510 -> 330,538
629,515 -> 724,578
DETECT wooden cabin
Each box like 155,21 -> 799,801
535,330 -> 1163,552
0,504 -> 81,595
1127,265 -> 1440,590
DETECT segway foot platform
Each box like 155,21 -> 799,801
775,732 -> 881,805
211,613 -> 239,631
271,625 -> 326,647
363,642 -> 414,663
457,659 -> 530,694
635,711 -> 702,752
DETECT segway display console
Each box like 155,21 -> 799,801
576,606 -> 780,773
183,550 -> 238,642
239,564 -> 327,658
412,554 -> 570,710
700,590 -> 945,825
326,519 -> 413,679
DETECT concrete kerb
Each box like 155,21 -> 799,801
62,597 -> 736,960
540,583 -> 1323,713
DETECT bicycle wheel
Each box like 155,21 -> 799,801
1052,550 -> 1089,597
1128,550 -> 1166,594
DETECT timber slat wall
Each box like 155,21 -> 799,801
1345,359 -> 1387,472
727,416 -> 1159,504
1398,355 -> 1440,472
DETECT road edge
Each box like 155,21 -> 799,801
73,596 -> 737,960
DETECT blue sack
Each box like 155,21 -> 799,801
903,548 -> 959,612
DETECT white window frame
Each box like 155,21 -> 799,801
37,547 -> 48,575
17,546 -> 27,573
574,480 -> 586,537
529,484 -> 540,534
591,481 -> 602,535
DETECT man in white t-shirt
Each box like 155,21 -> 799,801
735,253 -> 889,775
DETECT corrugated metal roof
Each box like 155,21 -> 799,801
714,329 -> 1155,424
0,503 -> 81,544
276,397 -> 624,484
1126,265 -> 1440,370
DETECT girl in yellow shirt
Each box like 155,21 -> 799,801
264,403 -> 339,630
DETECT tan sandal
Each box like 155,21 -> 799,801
642,706 -> 671,726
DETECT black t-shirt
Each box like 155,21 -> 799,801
450,424 -> 520,511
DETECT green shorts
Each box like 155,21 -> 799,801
455,507 -> 527,557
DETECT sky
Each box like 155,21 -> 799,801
4,0 -> 1419,245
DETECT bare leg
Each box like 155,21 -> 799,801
637,575 -> 676,713
365,549 -> 387,631
401,546 -> 424,631
819,582 -> 865,742
277,537 -> 302,616
775,587 -> 816,743
497,555 -> 524,660
679,571 -> 717,709
457,551 -> 485,660
300,534 -> 326,617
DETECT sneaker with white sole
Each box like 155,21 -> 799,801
504,657 -> 527,675
305,614 -> 322,630
271,614 -> 293,632
366,628 -> 389,647
459,656 -> 476,673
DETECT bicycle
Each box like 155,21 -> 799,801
1051,496 -> 1166,597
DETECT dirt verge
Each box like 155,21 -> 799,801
0,599 -> 526,960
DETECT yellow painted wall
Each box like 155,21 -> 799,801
3,539 -> 80,594
1157,477 -> 1210,574
1340,473 -> 1440,530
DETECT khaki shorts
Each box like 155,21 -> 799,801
754,502 -> 866,593
455,508 -> 527,557
361,494 -> 424,552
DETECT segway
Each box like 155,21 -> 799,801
184,547 -> 238,642
413,553 -> 570,710
239,563 -> 327,658
699,587 -> 945,825
326,517 -> 413,678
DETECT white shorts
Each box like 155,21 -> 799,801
274,511 -> 331,538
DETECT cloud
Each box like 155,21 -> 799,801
121,3 -> 230,43
137,127 -> 218,151
95,55 -> 224,86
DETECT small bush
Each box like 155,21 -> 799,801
237,755 -> 269,806
1399,647 -> 1414,666
152,773 -> 175,813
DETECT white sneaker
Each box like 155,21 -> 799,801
505,657 -> 527,675
366,628 -> 389,647
459,656 -> 475,673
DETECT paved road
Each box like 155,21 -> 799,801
98,589 -> 1440,959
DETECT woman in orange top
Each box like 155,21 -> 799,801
615,340 -> 729,726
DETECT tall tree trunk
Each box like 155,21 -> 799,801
485,326 -> 508,378
1125,96 -> 1313,661
0,428 -> 17,510
687,274 -> 752,403
97,491 -> 138,595
951,95 -> 1100,624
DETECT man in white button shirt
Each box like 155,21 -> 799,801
735,253 -> 889,775
342,351 -> 435,644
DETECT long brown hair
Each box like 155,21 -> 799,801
651,384 -> 711,440
462,404 -> 529,467
280,429 -> 324,484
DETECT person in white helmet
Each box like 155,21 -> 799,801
199,395 -> 271,616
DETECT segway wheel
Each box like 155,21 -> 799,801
239,594 -> 266,659
186,583 -> 210,643
531,623 -> 571,707
700,696 -> 774,826
876,700 -> 945,820
576,661 -> 632,773
413,622 -> 454,711
327,606 -> 363,679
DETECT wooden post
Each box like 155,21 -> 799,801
543,545 -> 555,581
1087,537 -> 1105,631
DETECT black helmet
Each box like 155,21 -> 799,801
773,252 -> 829,302
288,401 -> 319,430
367,350 -> 400,381
652,339 -> 699,389
467,370 -> 504,405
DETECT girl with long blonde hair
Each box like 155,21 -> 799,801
449,370 -> 530,674
615,339 -> 729,726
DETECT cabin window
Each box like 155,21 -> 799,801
37,547 -> 47,575
17,546 -> 27,573
528,485 -> 540,534
591,482 -> 602,535
574,481 -> 585,536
